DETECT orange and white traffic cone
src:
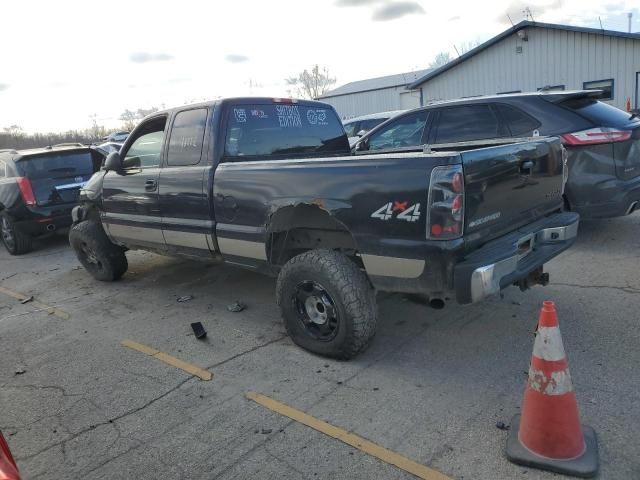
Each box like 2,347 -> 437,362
506,301 -> 599,478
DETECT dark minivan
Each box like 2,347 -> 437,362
0,145 -> 102,254
354,90 -> 640,219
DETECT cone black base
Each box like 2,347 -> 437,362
506,415 -> 599,478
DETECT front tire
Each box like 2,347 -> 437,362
0,213 -> 32,255
276,249 -> 377,360
69,220 -> 127,281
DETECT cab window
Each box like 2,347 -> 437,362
123,117 -> 167,169
343,121 -> 357,137
366,111 -> 428,151
167,109 -> 208,166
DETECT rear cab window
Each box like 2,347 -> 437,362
167,108 -> 208,166
223,102 -> 349,160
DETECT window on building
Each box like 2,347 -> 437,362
583,79 -> 614,100
494,104 -> 541,136
434,105 -> 503,143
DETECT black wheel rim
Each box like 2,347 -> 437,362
1,217 -> 15,251
292,281 -> 339,342
79,241 -> 103,270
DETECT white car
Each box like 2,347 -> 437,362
343,110 -> 406,147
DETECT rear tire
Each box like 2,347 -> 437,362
276,249 -> 377,360
0,213 -> 33,255
69,220 -> 127,281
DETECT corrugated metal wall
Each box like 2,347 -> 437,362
419,27 -> 640,110
321,86 -> 421,119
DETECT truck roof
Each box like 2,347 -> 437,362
148,97 -> 335,119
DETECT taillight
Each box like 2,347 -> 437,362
427,165 -> 464,240
0,432 -> 20,480
16,177 -> 36,206
560,127 -> 632,146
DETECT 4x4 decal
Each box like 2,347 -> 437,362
371,202 -> 421,222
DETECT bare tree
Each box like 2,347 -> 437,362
119,110 -> 138,131
429,52 -> 452,69
286,65 -> 336,99
456,40 -> 481,56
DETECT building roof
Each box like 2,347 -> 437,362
319,69 -> 431,99
408,20 -> 640,89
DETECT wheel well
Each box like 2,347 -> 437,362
267,204 -> 359,266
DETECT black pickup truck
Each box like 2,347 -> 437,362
70,97 -> 579,359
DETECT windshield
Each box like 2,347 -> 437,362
224,103 -> 349,159
19,152 -> 95,179
560,98 -> 640,128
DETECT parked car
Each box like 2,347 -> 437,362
70,97 -> 578,359
354,90 -> 640,219
93,142 -> 122,157
102,131 -> 129,143
0,145 -> 103,254
0,432 -> 21,480
343,110 -> 405,146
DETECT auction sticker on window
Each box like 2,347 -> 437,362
276,105 -> 302,128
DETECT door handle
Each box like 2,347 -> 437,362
144,179 -> 157,191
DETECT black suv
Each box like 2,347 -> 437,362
354,90 -> 640,219
0,145 -> 102,254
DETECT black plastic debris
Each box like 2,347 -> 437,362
261,428 -> 272,434
496,421 -> 511,431
14,367 -> 26,375
177,295 -> 194,303
191,322 -> 207,339
20,296 -> 34,304
227,301 -> 246,313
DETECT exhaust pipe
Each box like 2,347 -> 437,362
46,224 -> 56,232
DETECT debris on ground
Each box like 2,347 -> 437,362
227,301 -> 246,313
496,421 -> 510,431
14,367 -> 26,375
20,296 -> 34,304
191,322 -> 207,339
261,428 -> 272,434
177,295 -> 194,303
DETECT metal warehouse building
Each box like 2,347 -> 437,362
322,21 -> 640,119
410,21 -> 640,111
318,69 -> 429,119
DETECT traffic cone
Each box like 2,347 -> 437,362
506,301 -> 599,478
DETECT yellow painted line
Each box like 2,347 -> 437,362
246,392 -> 451,480
0,286 -> 70,319
121,340 -> 212,381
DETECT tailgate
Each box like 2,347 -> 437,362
18,151 -> 97,206
461,138 -> 565,246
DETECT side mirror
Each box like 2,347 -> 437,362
356,129 -> 367,137
104,152 -> 122,172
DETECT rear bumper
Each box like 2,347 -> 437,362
454,212 -> 579,304
13,204 -> 74,235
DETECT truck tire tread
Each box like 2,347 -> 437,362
69,220 -> 128,281
276,249 -> 377,360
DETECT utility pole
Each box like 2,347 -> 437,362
628,12 -> 632,33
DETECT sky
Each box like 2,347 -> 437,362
0,0 -> 638,133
